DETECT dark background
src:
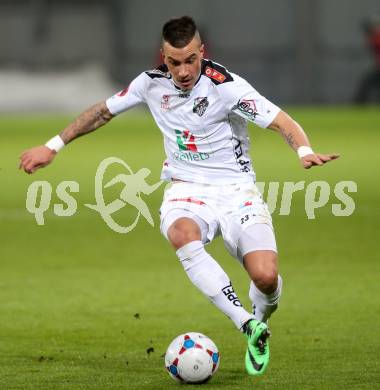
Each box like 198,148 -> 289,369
1,0 -> 379,110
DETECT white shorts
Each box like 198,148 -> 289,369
160,181 -> 277,262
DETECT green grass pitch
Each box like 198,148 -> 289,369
1,106 -> 379,389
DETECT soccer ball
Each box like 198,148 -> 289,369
164,332 -> 220,384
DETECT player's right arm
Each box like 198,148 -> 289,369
59,101 -> 113,144
19,101 -> 113,174
19,72 -> 149,175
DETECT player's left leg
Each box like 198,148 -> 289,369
238,223 -> 282,323
219,182 -> 282,376
238,223 -> 282,376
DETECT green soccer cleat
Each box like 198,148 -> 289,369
243,319 -> 271,376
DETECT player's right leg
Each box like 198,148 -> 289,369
161,210 -> 253,331
219,182 -> 282,376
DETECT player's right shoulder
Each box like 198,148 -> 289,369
145,64 -> 172,80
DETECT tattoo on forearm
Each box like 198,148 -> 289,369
59,103 -> 112,144
280,128 -> 298,150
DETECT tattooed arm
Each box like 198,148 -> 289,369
268,110 -> 339,169
19,101 -> 113,174
59,101 -> 113,144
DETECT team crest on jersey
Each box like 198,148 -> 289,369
234,99 -> 259,121
193,97 -> 209,117
161,95 -> 170,110
205,66 -> 226,83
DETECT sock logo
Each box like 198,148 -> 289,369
222,282 -> 242,307
175,129 -> 198,152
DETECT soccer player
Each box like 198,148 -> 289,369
19,16 -> 339,375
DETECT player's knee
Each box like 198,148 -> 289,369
253,268 -> 278,294
243,248 -> 278,294
167,217 -> 201,249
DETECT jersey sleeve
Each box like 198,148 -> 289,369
218,73 -> 281,129
106,72 -> 148,115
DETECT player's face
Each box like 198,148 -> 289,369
161,37 -> 204,91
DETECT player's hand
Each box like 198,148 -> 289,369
19,146 -> 56,174
301,153 -> 340,169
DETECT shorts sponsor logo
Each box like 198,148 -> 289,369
169,197 -> 206,206
234,99 -> 259,121
193,97 -> 209,117
205,66 -> 226,83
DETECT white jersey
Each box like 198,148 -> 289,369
106,59 -> 281,184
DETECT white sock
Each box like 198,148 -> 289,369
176,240 -> 253,330
249,275 -> 283,322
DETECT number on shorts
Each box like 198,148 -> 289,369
241,214 -> 249,224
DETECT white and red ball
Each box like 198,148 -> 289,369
164,332 -> 220,384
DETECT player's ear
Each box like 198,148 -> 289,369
160,46 -> 167,63
199,44 -> 204,59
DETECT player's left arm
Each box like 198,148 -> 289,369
268,110 -> 340,169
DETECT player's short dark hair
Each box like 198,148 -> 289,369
162,16 -> 200,48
